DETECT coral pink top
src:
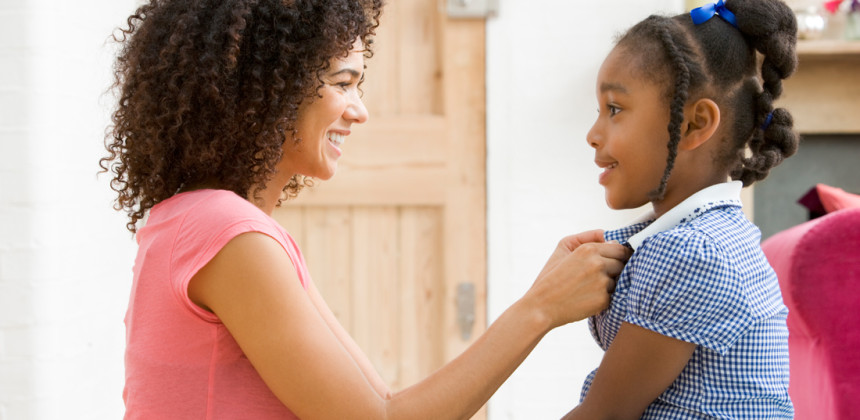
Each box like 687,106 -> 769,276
123,190 -> 307,419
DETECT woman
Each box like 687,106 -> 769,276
102,0 -> 629,418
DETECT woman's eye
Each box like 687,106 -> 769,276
328,79 -> 354,91
608,105 -> 621,116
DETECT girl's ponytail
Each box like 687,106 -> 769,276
728,0 -> 800,184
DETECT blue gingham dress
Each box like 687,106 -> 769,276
581,182 -> 793,418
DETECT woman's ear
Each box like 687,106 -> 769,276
679,98 -> 720,151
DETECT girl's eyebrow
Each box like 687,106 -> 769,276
600,82 -> 628,94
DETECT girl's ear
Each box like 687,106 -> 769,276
679,98 -> 720,151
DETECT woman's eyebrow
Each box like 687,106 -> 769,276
329,68 -> 362,78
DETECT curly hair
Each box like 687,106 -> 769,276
100,0 -> 383,232
614,0 -> 799,200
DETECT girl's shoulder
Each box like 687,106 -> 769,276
638,223 -> 719,258
642,206 -> 751,254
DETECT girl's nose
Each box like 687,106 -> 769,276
586,122 -> 602,149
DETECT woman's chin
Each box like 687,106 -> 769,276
316,166 -> 338,181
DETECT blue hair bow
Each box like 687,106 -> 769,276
691,0 -> 738,28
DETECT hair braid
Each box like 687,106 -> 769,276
649,23 -> 692,200
616,15 -> 711,200
727,0 -> 799,185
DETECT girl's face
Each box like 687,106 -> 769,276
586,47 -> 673,212
283,42 -> 369,180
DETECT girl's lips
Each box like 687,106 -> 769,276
594,158 -> 617,169
599,167 -> 611,185
596,160 -> 618,185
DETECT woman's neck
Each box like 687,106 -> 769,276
251,171 -> 297,215
178,173 -> 292,216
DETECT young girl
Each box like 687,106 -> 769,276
563,0 -> 799,418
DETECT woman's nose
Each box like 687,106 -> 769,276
345,93 -> 369,124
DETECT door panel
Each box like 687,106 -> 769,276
271,1 -> 486,416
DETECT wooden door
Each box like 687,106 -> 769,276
271,0 -> 487,416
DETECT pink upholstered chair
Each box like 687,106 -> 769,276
761,193 -> 860,419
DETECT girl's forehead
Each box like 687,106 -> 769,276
598,48 -> 638,83
604,46 -> 647,72
600,46 -> 668,91
598,50 -> 669,102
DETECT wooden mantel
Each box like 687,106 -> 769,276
778,40 -> 860,134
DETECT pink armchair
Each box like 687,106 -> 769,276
762,198 -> 860,419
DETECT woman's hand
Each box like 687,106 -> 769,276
526,230 -> 631,329
536,230 -> 611,279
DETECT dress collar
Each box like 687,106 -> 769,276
626,181 -> 744,251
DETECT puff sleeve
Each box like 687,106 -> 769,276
623,229 -> 755,355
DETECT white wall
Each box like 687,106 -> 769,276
0,1 -> 136,419
486,1 -> 682,418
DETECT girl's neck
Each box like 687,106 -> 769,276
650,175 -> 730,218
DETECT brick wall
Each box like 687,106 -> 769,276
0,1 -> 136,419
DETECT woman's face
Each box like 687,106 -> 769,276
284,43 -> 369,180
586,46 -> 672,211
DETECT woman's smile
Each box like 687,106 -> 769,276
284,43 -> 369,181
327,131 -> 347,150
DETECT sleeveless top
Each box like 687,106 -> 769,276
123,189 -> 307,419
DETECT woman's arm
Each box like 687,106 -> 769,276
189,230 -> 628,420
560,322 -> 697,420
306,277 -> 392,398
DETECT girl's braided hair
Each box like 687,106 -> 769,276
101,0 -> 383,233
615,0 -> 799,200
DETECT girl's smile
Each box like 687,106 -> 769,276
595,159 -> 619,186
587,47 -> 672,212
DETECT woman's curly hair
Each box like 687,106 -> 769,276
100,0 -> 383,233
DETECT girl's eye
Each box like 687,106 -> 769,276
598,104 -> 621,117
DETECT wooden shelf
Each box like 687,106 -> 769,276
797,39 -> 860,57
779,41 -> 860,134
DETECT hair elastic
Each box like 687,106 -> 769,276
691,0 -> 739,29
761,111 -> 774,130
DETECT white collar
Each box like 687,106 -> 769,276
627,181 -> 743,250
